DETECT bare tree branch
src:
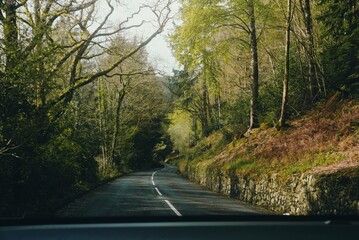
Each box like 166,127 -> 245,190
46,0 -> 173,109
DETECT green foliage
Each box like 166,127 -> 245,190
259,47 -> 308,126
0,115 -> 100,216
220,95 -> 250,139
166,68 -> 218,138
321,33 -> 359,88
167,110 -> 195,152
166,70 -> 192,98
129,118 -> 166,170
168,0 -> 359,171
319,0 -> 359,90
259,78 -> 282,126
283,152 -> 344,175
0,0 -> 177,218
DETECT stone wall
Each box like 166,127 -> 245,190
180,162 -> 359,215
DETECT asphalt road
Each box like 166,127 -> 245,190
57,165 -> 269,217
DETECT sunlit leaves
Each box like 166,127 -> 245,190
167,110 -> 195,152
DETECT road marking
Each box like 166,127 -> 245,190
164,200 -> 182,217
151,171 -> 156,180
155,187 -> 162,196
152,169 -> 182,217
151,171 -> 157,185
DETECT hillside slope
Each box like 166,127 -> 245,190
172,98 -> 359,215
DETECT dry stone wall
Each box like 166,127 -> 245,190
180,163 -> 359,215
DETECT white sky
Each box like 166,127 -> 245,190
98,0 -> 180,75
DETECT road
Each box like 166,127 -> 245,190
57,165 -> 269,217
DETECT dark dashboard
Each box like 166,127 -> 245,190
1,216 -> 358,240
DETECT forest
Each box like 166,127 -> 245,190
0,0 -> 358,217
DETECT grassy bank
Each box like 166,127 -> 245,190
172,98 -> 359,181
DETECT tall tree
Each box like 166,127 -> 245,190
248,0 -> 260,129
278,0 -> 294,127
171,0 -> 271,131
300,0 -> 319,100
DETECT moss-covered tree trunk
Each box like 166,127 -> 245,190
248,0 -> 260,130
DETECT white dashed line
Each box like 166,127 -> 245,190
151,171 -> 157,185
152,170 -> 182,217
155,187 -> 162,196
164,200 -> 182,217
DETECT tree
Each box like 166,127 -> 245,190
96,35 -> 158,173
171,0 -> 275,131
248,0 -> 260,129
0,0 -> 174,160
299,0 -> 320,101
278,0 -> 294,128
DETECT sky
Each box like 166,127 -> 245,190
100,0 -> 180,75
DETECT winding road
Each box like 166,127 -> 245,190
57,165 -> 268,217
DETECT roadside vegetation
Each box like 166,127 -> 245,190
171,98 -> 358,180
166,0 -> 358,181
0,0 -> 174,217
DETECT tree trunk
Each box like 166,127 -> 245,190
4,0 -> 19,76
33,0 -> 47,107
214,93 -> 221,130
279,0 -> 293,128
201,78 -> 210,137
111,89 -> 126,164
2,0 -> 21,142
301,0 -> 318,101
192,114 -> 199,144
248,0 -> 260,130
98,81 -> 109,174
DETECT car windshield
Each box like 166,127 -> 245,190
0,0 -> 358,219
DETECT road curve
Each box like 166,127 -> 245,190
57,165 -> 269,217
